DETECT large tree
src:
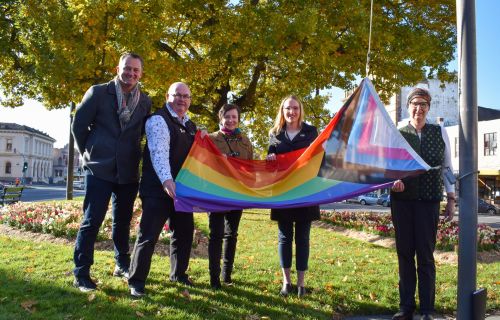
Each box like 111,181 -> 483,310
0,0 -> 456,154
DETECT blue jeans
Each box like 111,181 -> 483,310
73,174 -> 138,278
278,220 -> 311,271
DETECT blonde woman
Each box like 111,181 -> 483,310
266,95 -> 319,298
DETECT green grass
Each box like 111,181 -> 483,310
0,209 -> 498,319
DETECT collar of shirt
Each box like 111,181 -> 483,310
166,103 -> 190,126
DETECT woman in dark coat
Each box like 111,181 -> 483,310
266,95 -> 319,298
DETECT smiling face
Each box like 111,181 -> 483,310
116,56 -> 143,92
408,96 -> 430,126
167,82 -> 191,118
282,98 -> 301,127
221,108 -> 239,131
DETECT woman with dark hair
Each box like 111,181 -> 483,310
266,95 -> 319,298
207,103 -> 253,289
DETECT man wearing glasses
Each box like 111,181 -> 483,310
128,82 -> 197,297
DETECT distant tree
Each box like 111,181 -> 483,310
0,0 -> 456,153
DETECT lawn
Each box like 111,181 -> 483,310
0,209 -> 498,319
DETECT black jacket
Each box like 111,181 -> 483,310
72,80 -> 152,184
268,122 -> 321,221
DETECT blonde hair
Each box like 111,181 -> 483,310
269,95 -> 305,136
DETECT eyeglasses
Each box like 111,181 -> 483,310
409,101 -> 429,109
170,93 -> 191,99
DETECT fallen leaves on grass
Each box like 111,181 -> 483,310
181,289 -> 191,301
20,299 -> 37,313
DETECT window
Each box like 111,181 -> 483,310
484,132 -> 497,156
454,137 -> 458,158
5,162 -> 11,174
6,139 -> 12,151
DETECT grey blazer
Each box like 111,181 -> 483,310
72,80 -> 152,184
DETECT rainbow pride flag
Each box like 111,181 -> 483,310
175,78 -> 429,212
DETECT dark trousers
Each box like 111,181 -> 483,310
73,174 -> 138,278
391,199 -> 440,314
277,220 -> 312,271
128,196 -> 193,290
208,210 -> 242,280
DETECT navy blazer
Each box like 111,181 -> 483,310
72,80 -> 152,184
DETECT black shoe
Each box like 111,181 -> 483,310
222,274 -> 232,285
113,266 -> 129,279
420,314 -> 433,320
221,270 -> 232,284
279,283 -> 293,297
210,278 -> 222,290
130,287 -> 145,298
392,310 -> 414,320
73,276 -> 97,292
297,286 -> 306,298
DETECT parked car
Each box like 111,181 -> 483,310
73,181 -> 85,190
478,199 -> 498,215
377,193 -> 391,207
356,192 -> 379,205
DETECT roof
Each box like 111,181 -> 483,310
478,106 -> 500,121
0,122 -> 56,142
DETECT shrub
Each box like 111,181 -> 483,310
320,210 -> 499,252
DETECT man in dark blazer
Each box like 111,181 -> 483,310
72,52 -> 152,292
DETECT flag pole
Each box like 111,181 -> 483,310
456,0 -> 481,318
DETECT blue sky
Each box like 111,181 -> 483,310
1,1 -> 499,147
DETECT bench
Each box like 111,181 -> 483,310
0,186 -> 24,206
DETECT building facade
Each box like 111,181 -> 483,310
389,78 -> 459,127
445,119 -> 500,204
0,123 -> 55,184
53,144 -> 82,184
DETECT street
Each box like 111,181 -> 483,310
16,186 -> 500,229
20,185 -> 86,202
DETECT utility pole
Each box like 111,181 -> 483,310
66,102 -> 76,200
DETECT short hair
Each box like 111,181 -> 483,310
218,104 -> 241,122
407,87 -> 432,106
119,52 -> 144,69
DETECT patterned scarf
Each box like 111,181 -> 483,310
115,77 -> 141,130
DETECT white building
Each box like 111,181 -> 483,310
0,122 -> 55,184
53,144 -> 82,184
445,118 -> 500,203
389,78 -> 459,127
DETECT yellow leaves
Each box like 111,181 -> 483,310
181,289 -> 192,301
135,311 -> 145,318
24,267 -> 35,273
20,299 -> 37,313
325,283 -> 335,292
88,293 -> 96,302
